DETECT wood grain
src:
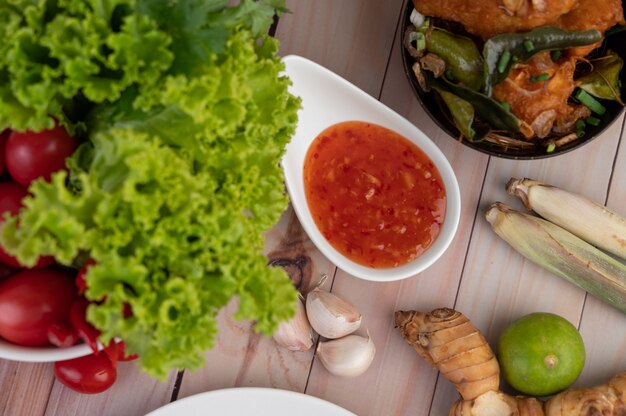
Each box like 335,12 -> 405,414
0,362 -> 54,416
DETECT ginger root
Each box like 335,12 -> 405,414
449,391 -> 544,416
395,307 -> 626,415
394,308 -> 500,400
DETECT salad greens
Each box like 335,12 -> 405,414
0,0 -> 300,379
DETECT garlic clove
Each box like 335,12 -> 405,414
272,299 -> 314,352
316,334 -> 376,378
305,287 -> 362,339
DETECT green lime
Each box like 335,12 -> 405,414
497,312 -> 585,396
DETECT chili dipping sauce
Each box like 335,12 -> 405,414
303,121 -> 446,268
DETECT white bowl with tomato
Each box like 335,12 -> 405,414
281,56 -> 461,281
0,127 -> 132,394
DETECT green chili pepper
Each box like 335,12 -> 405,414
435,89 -> 485,140
577,50 -> 624,103
483,26 -> 602,96
426,28 -> 484,91
431,76 -> 520,134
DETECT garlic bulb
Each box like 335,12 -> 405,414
305,287 -> 362,339
316,334 -> 376,377
272,300 -> 314,351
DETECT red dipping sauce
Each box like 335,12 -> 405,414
303,121 -> 446,268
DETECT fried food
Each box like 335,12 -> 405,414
492,53 -> 579,138
559,0 -> 625,56
412,0 -> 577,39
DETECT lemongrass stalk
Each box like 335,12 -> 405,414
485,202 -> 626,314
507,178 -> 626,261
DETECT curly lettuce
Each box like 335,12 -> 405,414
0,0 -> 299,379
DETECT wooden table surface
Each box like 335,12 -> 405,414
3,1 -> 626,415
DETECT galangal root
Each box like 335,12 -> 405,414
395,308 -> 626,415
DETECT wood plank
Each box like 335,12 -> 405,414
0,361 -> 54,416
276,0 -> 405,97
176,206 -> 336,399
428,116 -> 625,414
576,117 -> 626,388
302,2 -> 491,414
44,364 -> 176,416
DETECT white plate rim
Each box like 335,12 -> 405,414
145,387 -> 356,416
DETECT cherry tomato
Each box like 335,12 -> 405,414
48,320 -> 80,348
70,298 -> 101,353
0,181 -> 55,269
6,125 -> 79,187
54,352 -> 117,394
0,268 -> 79,346
0,130 -> 8,177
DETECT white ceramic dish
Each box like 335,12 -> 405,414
146,388 -> 356,416
0,338 -> 91,362
281,55 -> 460,281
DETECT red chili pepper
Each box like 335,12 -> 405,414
47,320 -> 80,348
122,302 -> 133,319
70,299 -> 101,353
104,340 -> 139,363
75,259 -> 96,296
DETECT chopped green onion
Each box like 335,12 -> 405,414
445,69 -> 456,81
498,50 -> 511,73
575,89 -> 607,115
576,130 -> 586,138
523,40 -> 534,52
500,101 -> 510,112
550,50 -> 562,61
470,128 -> 476,138
575,120 -> 586,131
530,73 -> 550,82
585,116 -> 601,126
512,55 -> 519,63
546,143 -> 556,153
415,32 -> 426,51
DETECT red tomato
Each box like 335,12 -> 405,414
0,181 -> 55,269
54,352 -> 117,394
6,125 -> 79,187
0,130 -> 8,177
0,268 -> 79,346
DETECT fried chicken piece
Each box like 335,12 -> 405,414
558,0 -> 625,56
492,53 -> 578,138
412,0 -> 577,39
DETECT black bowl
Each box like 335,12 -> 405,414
401,1 -> 626,160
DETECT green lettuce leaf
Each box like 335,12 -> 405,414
0,0 -> 298,379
